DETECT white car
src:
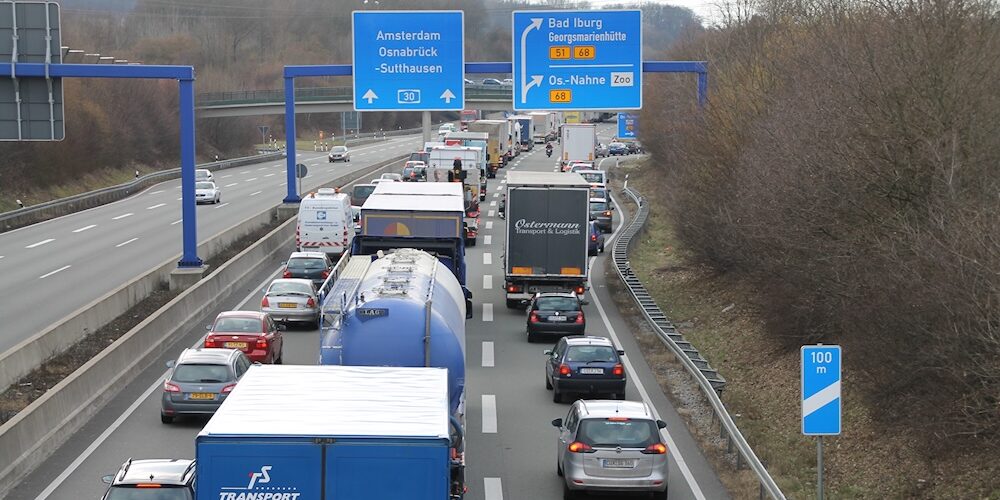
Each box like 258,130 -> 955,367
194,169 -> 214,182
195,181 -> 221,204
502,78 -> 514,85
379,173 -> 403,182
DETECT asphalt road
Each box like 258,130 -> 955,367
9,126 -> 730,500
0,135 -> 423,355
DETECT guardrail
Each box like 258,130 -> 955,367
0,152 -> 283,233
612,184 -> 786,500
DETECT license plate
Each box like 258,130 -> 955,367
548,316 -> 567,322
580,367 -> 604,374
278,303 -> 297,308
603,458 -> 635,469
188,393 -> 215,400
223,342 -> 247,349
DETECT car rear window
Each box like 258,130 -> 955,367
535,297 -> 579,311
353,185 -> 376,198
268,281 -> 313,295
212,317 -> 263,333
577,418 -> 659,448
582,173 -> 604,184
172,364 -> 232,383
195,182 -> 214,189
565,346 -> 617,363
590,201 -> 609,211
287,258 -> 327,270
106,486 -> 192,500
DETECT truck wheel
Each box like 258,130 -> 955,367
526,330 -> 536,343
467,238 -> 477,247
506,299 -> 520,309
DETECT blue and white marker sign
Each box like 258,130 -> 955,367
352,11 -> 464,111
617,112 -> 638,138
801,345 -> 842,435
512,10 -> 642,111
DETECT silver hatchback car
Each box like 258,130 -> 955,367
552,400 -> 668,499
160,348 -> 251,423
261,278 -> 320,327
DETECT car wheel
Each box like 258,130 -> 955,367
557,459 -> 564,477
562,481 -> 575,500
160,413 -> 174,424
467,238 -> 476,247
506,299 -> 520,309
651,488 -> 668,500
275,352 -> 283,364
526,330 -> 536,343
545,375 -> 552,390
600,244 -> 605,253
553,388 -> 562,403
588,248 -> 596,256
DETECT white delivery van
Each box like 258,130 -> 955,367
296,188 -> 353,257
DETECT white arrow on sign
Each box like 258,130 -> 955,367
362,89 -> 379,104
440,89 -> 456,104
520,18 -> 543,104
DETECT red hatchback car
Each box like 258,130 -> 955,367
204,311 -> 284,364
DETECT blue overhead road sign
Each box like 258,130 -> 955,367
617,112 -> 638,138
352,11 -> 464,111
802,345 -> 842,435
512,10 -> 642,111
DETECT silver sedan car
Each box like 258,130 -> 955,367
552,400 -> 669,499
260,278 -> 321,327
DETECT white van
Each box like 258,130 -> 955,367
577,169 -> 607,188
296,188 -> 353,257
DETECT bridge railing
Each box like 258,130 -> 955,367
196,84 -> 514,107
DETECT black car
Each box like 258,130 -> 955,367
588,221 -> 605,256
283,251 -> 333,288
625,141 -> 642,154
526,292 -> 586,342
544,336 -> 626,403
101,458 -> 195,500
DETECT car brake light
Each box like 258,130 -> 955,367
204,336 -> 217,348
256,337 -> 268,349
282,270 -> 292,278
642,443 -> 668,454
603,210 -> 612,217
221,384 -> 237,394
306,297 -> 316,307
163,381 -> 180,393
575,313 -> 584,324
567,441 -> 594,453
575,286 -> 585,295
613,364 -> 624,376
559,364 -> 571,376
135,484 -> 163,488
608,416 -> 630,421
261,296 -> 269,308
321,270 -> 330,278
591,234 -> 597,241
529,312 -> 539,323
507,284 -> 522,293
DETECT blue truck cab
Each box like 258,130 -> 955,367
195,365 -> 461,500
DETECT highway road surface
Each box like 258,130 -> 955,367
9,126 -> 730,500
0,135 -> 422,355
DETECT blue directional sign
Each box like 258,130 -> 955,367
801,345 -> 842,435
352,11 -> 464,111
512,10 -> 642,111
617,112 -> 638,138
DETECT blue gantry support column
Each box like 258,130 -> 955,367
283,75 -> 300,203
697,70 -> 708,109
177,78 -> 202,268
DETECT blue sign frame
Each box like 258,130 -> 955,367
617,112 -> 638,138
801,345 -> 842,435
512,10 -> 642,111
352,10 -> 464,111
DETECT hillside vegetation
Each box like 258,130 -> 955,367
641,0 -> 1000,493
0,0 -> 700,210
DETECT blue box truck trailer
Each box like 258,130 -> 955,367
195,365 -> 462,500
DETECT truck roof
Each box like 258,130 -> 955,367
198,365 -> 450,439
364,182 -> 465,212
505,171 -> 591,188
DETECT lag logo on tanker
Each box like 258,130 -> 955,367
219,465 -> 301,500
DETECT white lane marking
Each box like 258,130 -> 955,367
482,341 -> 495,367
496,186 -> 502,191
483,274 -> 492,289
265,173 -> 275,177
112,213 -> 133,220
246,177 -> 258,182
34,265 -> 285,500
170,219 -> 182,225
588,198 -> 708,500
493,193 -> 499,199
224,183 -> 238,187
258,167 -> 267,170
176,197 -> 182,201
115,237 -> 139,248
175,186 -> 182,189
149,190 -> 164,195
240,170 -> 250,174
39,265 -> 71,279
484,235 -> 492,246
482,303 -> 494,322
486,221 -> 494,230
489,201 -> 497,207
25,238 -> 54,249
484,478 -> 503,500
482,394 -> 498,433
500,179 -> 506,184
273,163 -> 282,167
215,203 -> 230,209
488,210 -> 495,217
221,174 -> 233,178
72,225 -> 97,233
0,255 -> 4,259
250,191 -> 263,196
483,252 -> 492,265
146,203 -> 166,210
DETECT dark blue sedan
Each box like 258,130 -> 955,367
608,142 -> 628,155
544,336 -> 627,403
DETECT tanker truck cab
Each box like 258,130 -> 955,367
297,188 -> 353,258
